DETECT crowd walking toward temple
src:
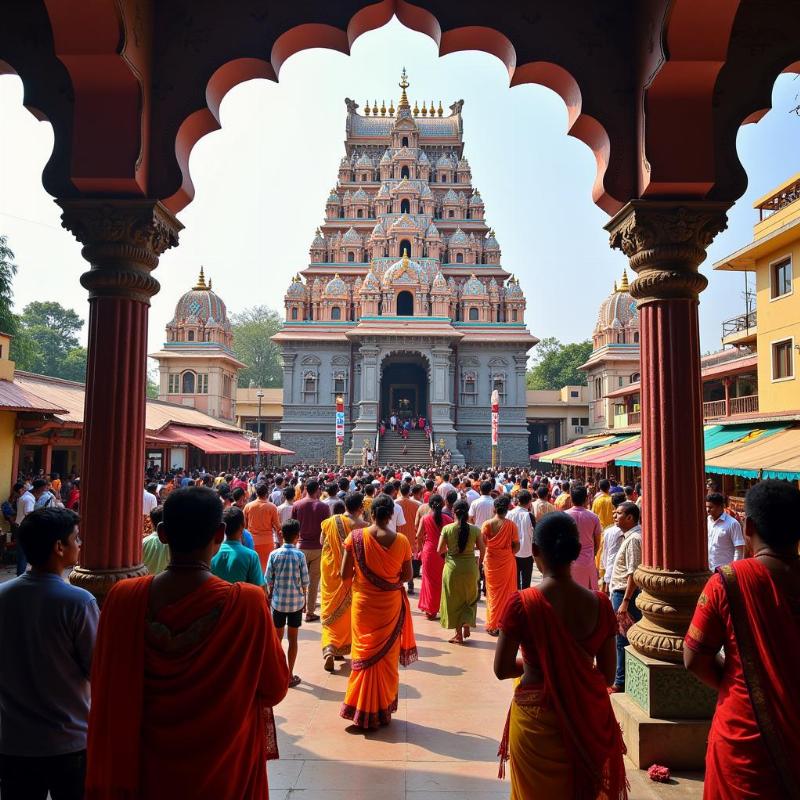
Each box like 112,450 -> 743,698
0,460 -> 798,799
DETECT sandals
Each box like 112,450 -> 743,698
448,635 -> 464,644
487,628 -> 500,637
462,625 -> 471,639
289,675 -> 301,688
324,654 -> 335,673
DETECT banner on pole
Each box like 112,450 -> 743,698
491,389 -> 499,447
335,396 -> 345,446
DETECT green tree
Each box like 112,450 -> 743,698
230,305 -> 283,388
0,235 -> 19,339
146,364 -> 160,399
14,301 -> 88,380
526,337 -> 592,390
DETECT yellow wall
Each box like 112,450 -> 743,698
754,239 -> 800,413
0,411 -> 16,500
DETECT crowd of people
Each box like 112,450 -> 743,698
0,458 -> 797,799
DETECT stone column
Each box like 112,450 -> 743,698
345,343 -> 380,464
606,201 -> 729,765
59,200 -> 181,600
429,345 -> 463,462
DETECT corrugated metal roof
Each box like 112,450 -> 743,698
13,371 -> 242,433
0,379 -> 66,414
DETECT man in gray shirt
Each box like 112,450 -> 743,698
0,507 -> 99,800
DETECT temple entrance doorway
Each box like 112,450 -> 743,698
380,355 -> 428,425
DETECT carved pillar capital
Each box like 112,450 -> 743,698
606,201 -> 729,303
58,199 -> 182,303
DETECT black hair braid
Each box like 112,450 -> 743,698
453,498 -> 470,553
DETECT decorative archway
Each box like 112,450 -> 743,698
379,351 -> 430,422
396,290 -> 414,316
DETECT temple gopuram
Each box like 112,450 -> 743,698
273,70 -> 537,464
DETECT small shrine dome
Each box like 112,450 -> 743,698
449,227 -> 468,245
382,251 -> 422,286
595,269 -> 638,333
505,276 -> 523,297
324,273 -> 349,297
484,230 -> 500,250
286,276 -> 307,297
462,274 -> 487,296
171,267 -> 231,331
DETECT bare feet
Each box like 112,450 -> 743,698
289,675 -> 301,688
487,628 -> 500,637
448,634 -> 464,644
324,654 -> 335,673
462,624 -> 470,639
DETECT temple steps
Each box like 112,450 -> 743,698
377,429 -> 432,464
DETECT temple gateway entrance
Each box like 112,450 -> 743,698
380,355 -> 429,423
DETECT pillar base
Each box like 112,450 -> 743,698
611,692 -> 709,770
625,646 -> 716,719
69,563 -> 149,603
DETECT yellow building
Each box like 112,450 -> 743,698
715,173 -> 800,415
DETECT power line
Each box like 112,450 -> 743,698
0,210 -> 64,233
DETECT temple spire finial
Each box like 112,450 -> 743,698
398,67 -> 410,109
194,266 -> 207,290
619,268 -> 629,292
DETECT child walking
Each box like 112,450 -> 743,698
265,519 -> 309,688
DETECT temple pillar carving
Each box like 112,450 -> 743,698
58,199 -> 182,601
607,201 -> 730,663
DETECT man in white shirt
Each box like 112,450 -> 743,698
13,482 -> 35,575
462,479 -> 479,505
277,485 -> 295,525
270,476 -> 285,506
508,489 -> 535,589
469,480 -> 495,528
437,473 -> 456,500
706,493 -> 745,570
143,483 -> 158,517
381,484 -> 406,533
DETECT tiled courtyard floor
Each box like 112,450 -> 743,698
0,561 -> 705,798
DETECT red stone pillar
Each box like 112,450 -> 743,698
58,200 -> 181,600
607,202 -> 729,663
723,376 -> 732,417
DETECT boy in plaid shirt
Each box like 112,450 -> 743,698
265,519 -> 309,688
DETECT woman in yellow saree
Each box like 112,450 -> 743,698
340,493 -> 417,729
482,494 -> 520,635
320,493 -> 367,673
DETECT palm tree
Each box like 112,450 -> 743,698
0,235 -> 18,336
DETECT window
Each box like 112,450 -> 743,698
347,251 -> 355,262
618,377 -> 624,387
396,291 -> 414,316
187,330 -> 195,341
571,417 -> 579,426
399,239 -> 411,256
455,253 -> 464,263
772,339 -> 794,380
400,199 -> 410,214
339,209 -> 344,218
223,375 -> 231,398
441,174 -> 447,183
633,332 -> 639,343
580,417 -> 589,426
594,377 -> 602,399
771,256 -> 792,299
448,210 -> 454,218
401,136 -> 408,147
570,390 -> 579,398
400,165 -> 410,179
631,372 -> 640,383
468,307 -> 479,321
512,309 -> 518,322
356,209 -> 363,218
290,307 -> 298,320
331,306 -> 342,320
197,374 -> 208,394
168,373 -> 180,394
333,374 -> 346,395
181,371 -> 195,394
461,371 -> 477,406
302,372 -> 317,402
492,376 -> 506,402
616,332 -> 625,343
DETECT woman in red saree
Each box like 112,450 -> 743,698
340,493 -> 417,729
494,510 -> 625,799
685,479 -> 800,800
416,494 -> 451,620
482,494 -> 520,635
86,486 -> 289,800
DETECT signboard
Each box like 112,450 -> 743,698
491,389 -> 499,447
335,396 -> 345,446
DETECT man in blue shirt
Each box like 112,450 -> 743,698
211,507 -> 265,588
0,507 -> 99,800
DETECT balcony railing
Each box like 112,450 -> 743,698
703,395 -> 759,418
722,311 -> 756,338
757,176 -> 800,220
628,411 -> 641,425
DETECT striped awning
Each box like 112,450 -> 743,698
559,434 -> 641,468
532,434 -> 618,464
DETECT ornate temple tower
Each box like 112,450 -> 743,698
579,269 -> 641,432
150,268 -> 245,421
273,70 -> 538,464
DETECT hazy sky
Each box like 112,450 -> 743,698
1,18 -> 798,369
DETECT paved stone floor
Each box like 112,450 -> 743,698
268,592 -> 704,799
0,561 -> 705,798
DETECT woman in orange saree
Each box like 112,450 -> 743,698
86,486 -> 289,800
320,494 -> 367,673
495,511 -> 624,800
482,494 -> 520,635
339,493 -> 417,729
685,479 -> 800,800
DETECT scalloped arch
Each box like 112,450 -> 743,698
163,0 -> 623,215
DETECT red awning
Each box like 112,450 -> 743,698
148,425 -> 294,456
559,435 -> 641,468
